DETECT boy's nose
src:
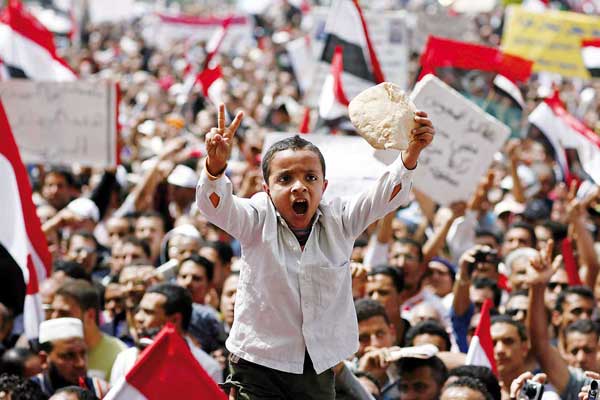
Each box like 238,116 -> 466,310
291,181 -> 307,192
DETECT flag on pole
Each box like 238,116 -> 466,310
0,0 -> 77,80
318,46 -> 349,121
562,238 -> 583,286
581,39 -> 600,78
0,99 -> 51,339
529,89 -> 600,185
299,107 -> 311,134
466,299 -> 497,375
320,0 -> 385,84
104,324 -> 227,400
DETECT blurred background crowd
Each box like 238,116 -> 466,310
2,0 -> 600,399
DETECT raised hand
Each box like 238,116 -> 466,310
205,104 -> 244,176
525,239 -> 558,286
509,371 -> 547,400
402,111 -> 435,169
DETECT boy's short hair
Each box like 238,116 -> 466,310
355,298 -> 389,324
261,135 -> 326,182
405,320 -> 451,351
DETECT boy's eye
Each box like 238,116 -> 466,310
278,175 -> 290,183
306,175 -> 317,181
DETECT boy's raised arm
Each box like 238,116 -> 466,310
197,105 -> 260,243
342,111 -> 435,238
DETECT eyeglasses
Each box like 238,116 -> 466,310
548,282 -> 569,291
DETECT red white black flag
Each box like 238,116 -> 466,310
0,99 -> 52,339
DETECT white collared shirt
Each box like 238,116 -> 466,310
196,156 -> 414,374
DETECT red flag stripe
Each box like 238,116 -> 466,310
351,0 -> 385,84
418,36 -> 532,83
332,46 -> 350,106
0,1 -> 76,76
476,299 -> 498,375
0,101 -> 51,278
561,238 -> 583,286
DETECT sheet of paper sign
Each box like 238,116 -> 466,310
410,74 -> 511,206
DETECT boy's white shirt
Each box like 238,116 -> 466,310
196,155 -> 415,374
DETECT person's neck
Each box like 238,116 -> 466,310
84,323 -> 103,349
500,366 -> 526,397
400,283 -> 421,303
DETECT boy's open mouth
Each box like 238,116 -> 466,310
292,199 -> 308,215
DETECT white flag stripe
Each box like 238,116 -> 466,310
104,379 -> 146,400
528,102 -> 570,174
465,336 -> 494,370
318,74 -> 347,120
0,24 -> 76,80
582,46 -> 600,69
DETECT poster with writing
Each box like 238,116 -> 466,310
0,80 -> 118,167
502,6 -> 600,78
304,8 -> 409,106
262,133 -> 400,200
411,75 -> 510,205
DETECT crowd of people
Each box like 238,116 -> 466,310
2,0 -> 600,399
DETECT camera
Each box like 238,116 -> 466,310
468,248 -> 499,273
589,380 -> 599,400
519,380 -> 544,400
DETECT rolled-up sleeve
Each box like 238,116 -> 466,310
196,170 -> 261,244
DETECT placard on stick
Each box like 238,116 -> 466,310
410,75 -> 510,205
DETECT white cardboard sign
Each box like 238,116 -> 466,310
410,75 -> 510,205
0,80 -> 118,167
262,133 -> 401,200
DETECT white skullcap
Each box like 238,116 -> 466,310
39,318 -> 83,344
167,165 -> 198,189
67,198 -> 99,222
169,224 -> 201,239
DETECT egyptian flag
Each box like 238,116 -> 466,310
320,0 -> 385,84
581,39 -> 600,78
466,299 -> 497,375
318,46 -> 350,121
105,324 -> 227,400
418,36 -> 532,108
529,89 -> 600,185
0,0 -> 76,80
0,99 -> 52,339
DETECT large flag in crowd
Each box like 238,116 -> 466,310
0,100 -> 51,339
0,0 -> 76,81
318,45 -> 350,121
105,324 -> 227,400
529,89 -> 600,185
320,0 -> 385,84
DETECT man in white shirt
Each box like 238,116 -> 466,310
110,283 -> 222,385
197,105 -> 434,398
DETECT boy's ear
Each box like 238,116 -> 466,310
262,182 -> 270,196
322,179 -> 328,193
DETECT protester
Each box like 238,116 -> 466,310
2,1 -> 600,399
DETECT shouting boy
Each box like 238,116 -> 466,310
197,104 -> 434,399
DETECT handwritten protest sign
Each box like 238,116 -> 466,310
0,80 -> 117,167
502,6 -> 600,78
304,8 -> 409,106
262,133 -> 400,200
411,75 -> 510,205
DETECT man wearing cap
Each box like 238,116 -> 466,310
31,318 -> 109,398
167,164 -> 199,220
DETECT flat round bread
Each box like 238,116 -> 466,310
349,82 -> 417,150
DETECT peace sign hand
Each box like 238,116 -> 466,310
205,103 -> 244,176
